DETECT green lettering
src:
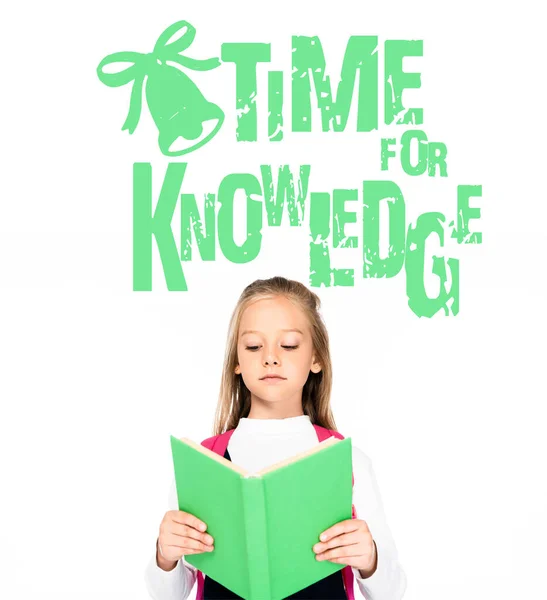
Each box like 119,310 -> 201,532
363,181 -> 406,278
406,213 -> 459,317
181,193 -> 216,261
218,174 -> 263,262
221,43 -> 271,141
385,40 -> 423,125
133,163 -> 187,291
260,165 -> 310,226
292,35 -> 378,132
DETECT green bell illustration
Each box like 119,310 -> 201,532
97,20 -> 224,156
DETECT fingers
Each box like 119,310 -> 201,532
316,542 -> 364,562
167,511 -> 215,546
313,530 -> 362,555
170,510 -> 207,532
322,540 -> 377,570
158,511 -> 215,561
170,521 -> 215,546
319,518 -> 367,542
164,532 -> 214,554
313,520 -> 374,565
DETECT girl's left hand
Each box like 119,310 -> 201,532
312,519 -> 377,576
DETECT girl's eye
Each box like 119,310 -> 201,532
244,345 -> 299,351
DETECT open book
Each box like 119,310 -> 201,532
170,434 -> 353,600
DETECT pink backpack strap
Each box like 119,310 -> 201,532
195,430 -> 236,599
201,429 -> 235,455
195,571 -> 204,600
313,425 -> 356,600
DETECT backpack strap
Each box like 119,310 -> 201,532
313,425 -> 356,600
201,429 -> 235,456
195,567 -> 205,600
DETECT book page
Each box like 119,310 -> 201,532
178,437 -> 249,476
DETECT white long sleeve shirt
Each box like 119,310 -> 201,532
144,415 -> 407,600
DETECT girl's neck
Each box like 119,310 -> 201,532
247,405 -> 304,420
237,413 -> 312,434
247,393 -> 304,420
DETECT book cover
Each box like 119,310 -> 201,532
170,435 -> 353,599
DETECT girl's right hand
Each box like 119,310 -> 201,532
157,510 -> 215,566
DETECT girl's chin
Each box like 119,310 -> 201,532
252,390 -> 293,402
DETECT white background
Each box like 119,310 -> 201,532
1,1 -> 546,599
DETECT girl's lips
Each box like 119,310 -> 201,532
260,376 -> 286,383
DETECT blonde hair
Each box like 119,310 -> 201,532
212,276 -> 338,435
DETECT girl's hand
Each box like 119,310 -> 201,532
312,519 -> 377,577
156,510 -> 215,569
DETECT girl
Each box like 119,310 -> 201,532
145,276 -> 406,599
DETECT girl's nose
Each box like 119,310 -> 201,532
263,355 -> 279,366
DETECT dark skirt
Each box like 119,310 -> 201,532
203,449 -> 348,600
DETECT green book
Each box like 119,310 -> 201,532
169,434 -> 353,600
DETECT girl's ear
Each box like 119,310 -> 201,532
310,355 -> 322,374
235,364 -> 241,374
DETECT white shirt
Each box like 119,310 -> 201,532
144,415 -> 407,599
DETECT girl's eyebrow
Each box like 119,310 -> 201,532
240,328 -> 304,337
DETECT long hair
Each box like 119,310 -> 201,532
212,276 -> 338,435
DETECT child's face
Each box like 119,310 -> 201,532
235,295 -> 321,414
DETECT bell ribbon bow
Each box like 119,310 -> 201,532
96,20 -> 221,134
